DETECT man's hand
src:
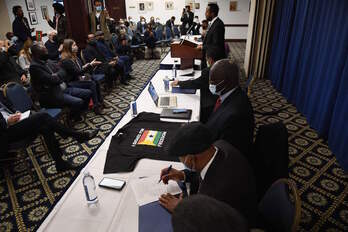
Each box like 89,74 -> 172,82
7,112 -> 21,126
109,60 -> 117,66
21,74 -> 28,83
171,80 -> 179,87
159,167 -> 185,184
196,44 -> 203,50
159,193 -> 183,213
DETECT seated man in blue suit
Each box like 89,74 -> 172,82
205,59 -> 255,160
95,31 -> 133,83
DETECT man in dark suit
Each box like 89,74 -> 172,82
205,59 -> 255,159
180,5 -> 194,35
0,40 -> 28,86
137,16 -> 147,35
29,42 -> 92,121
45,3 -> 68,44
0,101 -> 97,171
170,46 -> 220,123
159,123 -> 258,226
198,3 -> 226,69
165,16 -> 176,38
172,195 -> 249,232
12,5 -> 34,47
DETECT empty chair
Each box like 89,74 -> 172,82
258,178 -> 301,232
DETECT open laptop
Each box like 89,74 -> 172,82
148,82 -> 177,108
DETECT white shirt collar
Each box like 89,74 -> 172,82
220,86 -> 238,103
200,146 -> 218,180
210,16 -> 218,27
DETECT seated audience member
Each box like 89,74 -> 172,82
201,20 -> 209,38
0,100 -> 97,171
95,31 -> 132,81
29,42 -> 92,121
155,18 -> 164,33
45,31 -> 60,61
166,16 -> 176,38
18,39 -> 32,74
60,39 -> 104,114
0,40 -> 28,86
5,32 -> 21,56
159,123 -> 258,225
171,46 -> 221,123
149,16 -> 156,30
205,59 -> 254,159
172,195 -> 249,232
192,16 -> 201,35
116,36 -> 133,63
137,16 -> 147,35
83,33 -> 124,87
124,21 -> 134,42
144,25 -> 160,59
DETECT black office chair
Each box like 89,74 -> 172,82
258,178 -> 301,232
252,122 -> 289,200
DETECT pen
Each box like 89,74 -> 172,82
158,165 -> 172,183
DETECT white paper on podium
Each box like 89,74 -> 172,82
130,175 -> 182,206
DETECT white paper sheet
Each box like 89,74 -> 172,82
130,175 -> 182,206
19,110 -> 30,121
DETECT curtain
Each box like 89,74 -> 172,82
268,0 -> 348,170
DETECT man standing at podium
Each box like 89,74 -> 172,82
198,3 -> 226,69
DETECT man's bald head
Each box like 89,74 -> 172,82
209,59 -> 239,94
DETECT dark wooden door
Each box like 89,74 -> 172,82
105,0 -> 126,21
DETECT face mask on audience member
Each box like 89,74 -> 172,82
11,36 -> 18,44
88,39 -> 97,46
72,46 -> 78,53
96,6 -> 102,12
209,80 -> 225,95
0,47 -> 6,53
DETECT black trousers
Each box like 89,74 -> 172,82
4,112 -> 79,162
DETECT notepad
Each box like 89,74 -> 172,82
19,110 -> 30,122
130,175 -> 181,206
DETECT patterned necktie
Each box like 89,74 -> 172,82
213,97 -> 222,112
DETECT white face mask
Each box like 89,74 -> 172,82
1,47 -> 6,52
209,80 -> 225,95
183,156 -> 195,172
28,48 -> 32,54
72,47 -> 78,53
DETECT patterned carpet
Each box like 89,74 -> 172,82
1,43 -> 347,231
229,42 -> 348,231
0,53 -> 165,232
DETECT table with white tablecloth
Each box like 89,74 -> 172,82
37,69 -> 201,232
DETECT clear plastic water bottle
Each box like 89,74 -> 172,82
172,61 -> 177,79
83,171 -> 98,205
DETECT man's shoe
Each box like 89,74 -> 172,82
75,130 -> 99,143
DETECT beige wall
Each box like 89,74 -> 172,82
0,0 -> 12,40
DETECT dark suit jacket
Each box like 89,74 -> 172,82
202,17 -> 226,68
83,44 -> 107,64
48,15 -> 68,44
0,52 -> 26,86
136,22 -> 147,34
12,17 -> 32,43
184,140 -> 258,225
29,59 -> 64,102
205,87 -> 255,159
178,67 -> 218,121
165,20 -> 175,37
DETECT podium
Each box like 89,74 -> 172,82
171,39 -> 202,69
